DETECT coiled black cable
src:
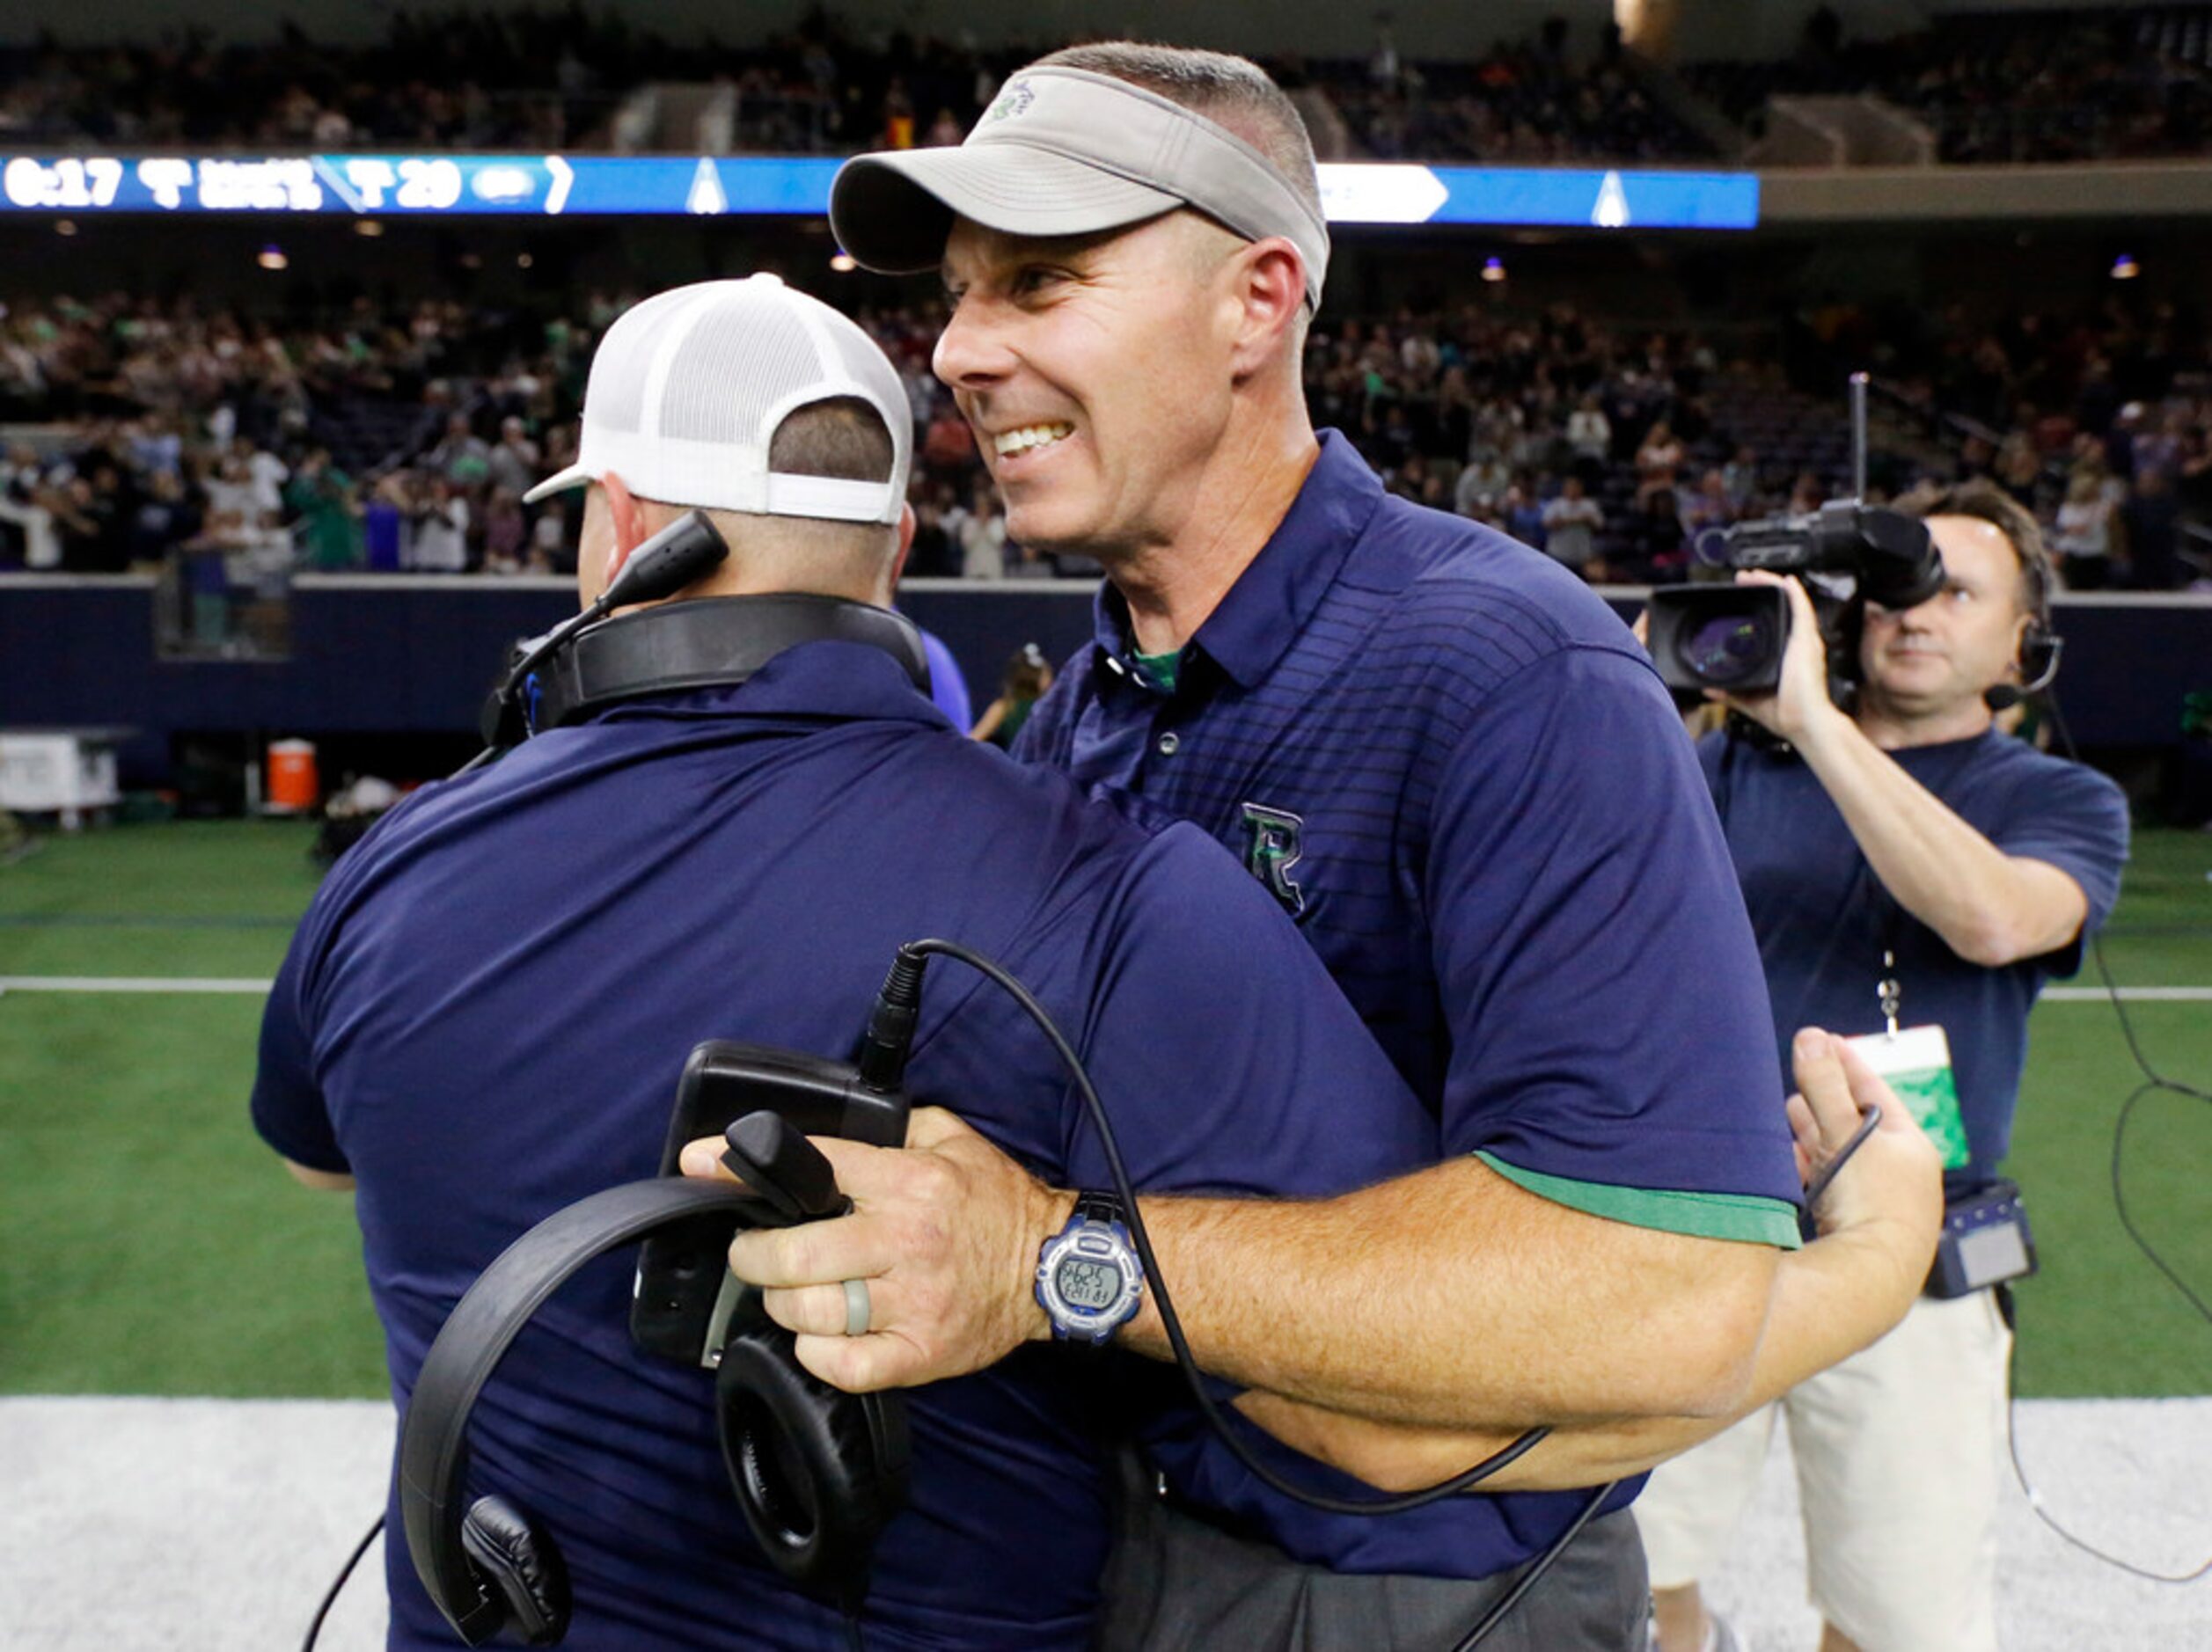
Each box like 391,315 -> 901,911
892,938 -> 1616,1649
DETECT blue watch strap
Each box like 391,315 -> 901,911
1073,1189 -> 1127,1231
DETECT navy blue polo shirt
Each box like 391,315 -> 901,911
1703,726 -> 2128,1193
1016,430 -> 1803,1577
253,637 -> 1437,1650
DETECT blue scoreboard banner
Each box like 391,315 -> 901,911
3,153 -> 1758,230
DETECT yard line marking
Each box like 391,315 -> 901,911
0,914 -> 298,929
0,976 -> 274,994
2041,986 -> 2212,1002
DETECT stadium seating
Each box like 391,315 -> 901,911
5,7 -> 2207,164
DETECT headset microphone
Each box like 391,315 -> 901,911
464,512 -> 731,769
1984,633 -> 2062,713
594,509 -> 735,613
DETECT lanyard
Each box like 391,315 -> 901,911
1864,742 -> 1983,1037
1872,882 -> 1908,1038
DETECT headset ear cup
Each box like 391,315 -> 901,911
2018,623 -> 2060,693
459,1494 -> 571,1646
715,1320 -> 911,1605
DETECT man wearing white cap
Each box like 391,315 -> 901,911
253,275 -> 1469,1647
706,44 -> 1942,1650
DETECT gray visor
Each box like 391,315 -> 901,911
831,66 -> 1329,311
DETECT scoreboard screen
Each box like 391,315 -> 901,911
2,153 -> 1757,230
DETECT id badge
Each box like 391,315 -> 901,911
1846,1024 -> 1971,1170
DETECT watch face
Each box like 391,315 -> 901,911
1054,1254 -> 1124,1312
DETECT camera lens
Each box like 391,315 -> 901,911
1681,611 -> 1776,687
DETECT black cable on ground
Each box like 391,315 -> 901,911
301,1514 -> 383,1652
2005,691 -> 2211,1583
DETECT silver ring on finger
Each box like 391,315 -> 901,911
841,1277 -> 871,1337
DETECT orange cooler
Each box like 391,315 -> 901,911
267,739 -> 319,813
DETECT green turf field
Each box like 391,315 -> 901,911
2,820 -> 2207,1400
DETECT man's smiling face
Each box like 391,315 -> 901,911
932,212 -> 1244,561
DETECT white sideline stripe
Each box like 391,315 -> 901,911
0,975 -> 274,994
4,1395 -> 2208,1651
2,976 -> 2209,1002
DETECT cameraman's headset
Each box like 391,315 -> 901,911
1984,528 -> 2062,712
410,512 -> 929,1643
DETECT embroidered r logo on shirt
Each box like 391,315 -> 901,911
1241,803 -> 1307,918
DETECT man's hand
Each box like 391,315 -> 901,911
1784,1027 -> 1942,1286
678,1107 -> 1072,1393
1712,573 -> 1849,748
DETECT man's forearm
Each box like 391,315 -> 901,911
1113,1155 -> 1776,1431
1220,1032 -> 1944,1490
1793,708 -> 2085,966
1231,1210 -> 1931,1493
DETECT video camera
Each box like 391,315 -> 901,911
1644,500 -> 1945,703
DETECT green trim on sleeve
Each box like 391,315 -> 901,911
1475,1151 -> 1803,1250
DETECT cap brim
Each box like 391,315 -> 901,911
831,146 -> 1183,274
520,463 -> 592,506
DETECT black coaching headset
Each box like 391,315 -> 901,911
399,1115 -> 912,1646
464,509 -> 933,772
410,508 -> 946,1644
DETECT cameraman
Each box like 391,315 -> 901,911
1635,480 -> 2130,1652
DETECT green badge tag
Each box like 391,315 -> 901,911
1847,1025 -> 1970,1170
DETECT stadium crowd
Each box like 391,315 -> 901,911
1689,4 -> 2212,165
4,281 -> 2206,590
0,10 -> 1707,164
4,4 -> 2209,164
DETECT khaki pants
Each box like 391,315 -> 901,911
1634,1290 -> 2013,1652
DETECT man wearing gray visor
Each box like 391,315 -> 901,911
706,43 -> 1941,1650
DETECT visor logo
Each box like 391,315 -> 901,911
1241,803 -> 1307,918
986,80 -> 1036,121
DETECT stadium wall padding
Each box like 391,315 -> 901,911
3,577 -> 2207,790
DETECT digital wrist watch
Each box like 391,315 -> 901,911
1034,1191 -> 1143,1346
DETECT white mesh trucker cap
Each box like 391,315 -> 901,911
523,274 -> 912,525
831,66 -> 1330,311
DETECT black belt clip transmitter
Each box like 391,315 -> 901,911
631,1034 -> 911,1363
621,982 -> 927,1613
